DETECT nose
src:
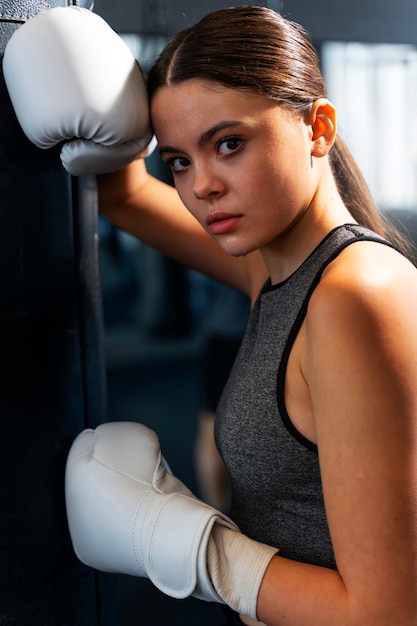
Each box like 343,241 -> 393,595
192,164 -> 225,200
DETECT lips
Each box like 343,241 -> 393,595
206,211 -> 242,235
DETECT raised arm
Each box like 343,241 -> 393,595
3,7 -> 267,303
98,158 -> 268,302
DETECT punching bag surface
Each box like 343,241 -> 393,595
0,2 -> 113,624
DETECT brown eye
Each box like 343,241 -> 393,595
217,136 -> 244,156
168,156 -> 190,173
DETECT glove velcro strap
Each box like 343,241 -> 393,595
133,491 -> 238,598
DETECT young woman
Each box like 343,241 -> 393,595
98,6 -> 417,625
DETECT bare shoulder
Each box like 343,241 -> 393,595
308,239 -> 417,329
302,239 -> 417,414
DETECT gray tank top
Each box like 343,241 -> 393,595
215,224 -> 395,569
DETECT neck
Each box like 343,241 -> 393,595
262,179 -> 353,285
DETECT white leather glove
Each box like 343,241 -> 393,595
65,422 -> 278,620
2,6 -> 154,176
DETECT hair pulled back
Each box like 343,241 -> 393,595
148,6 -> 411,256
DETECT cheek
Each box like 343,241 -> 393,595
231,162 -> 267,196
244,162 -> 282,202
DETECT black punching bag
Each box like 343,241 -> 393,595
0,2 -> 116,624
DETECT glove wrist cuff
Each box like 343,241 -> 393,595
207,525 -> 278,620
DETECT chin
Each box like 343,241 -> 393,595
230,250 -> 250,258
218,237 -> 255,258
221,244 -> 251,258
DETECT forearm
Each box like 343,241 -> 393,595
257,557 -> 349,626
98,160 -> 204,252
98,160 -> 267,297
256,554 -> 416,626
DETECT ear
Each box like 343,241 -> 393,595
307,98 -> 337,158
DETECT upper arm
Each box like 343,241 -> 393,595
304,243 -> 417,618
98,159 -> 268,301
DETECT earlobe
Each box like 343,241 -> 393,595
308,98 -> 337,158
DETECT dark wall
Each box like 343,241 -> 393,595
0,2 -> 115,623
93,0 -> 271,34
283,0 -> 417,44
93,0 -> 417,43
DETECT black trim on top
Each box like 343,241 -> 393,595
276,226 -> 399,454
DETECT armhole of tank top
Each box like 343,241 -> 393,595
277,323 -> 319,454
276,232 -> 397,455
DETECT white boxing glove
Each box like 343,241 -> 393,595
65,422 -> 278,620
2,7 -> 154,176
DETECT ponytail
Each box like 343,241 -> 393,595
330,136 -> 415,261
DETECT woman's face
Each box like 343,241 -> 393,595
151,79 -> 319,258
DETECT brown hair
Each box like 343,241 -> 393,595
148,6 -> 412,257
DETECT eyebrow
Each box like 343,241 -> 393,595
158,120 -> 242,156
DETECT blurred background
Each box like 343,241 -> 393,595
89,1 -> 417,623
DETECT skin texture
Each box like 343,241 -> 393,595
99,79 -> 417,625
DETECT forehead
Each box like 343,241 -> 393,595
150,79 -> 275,143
